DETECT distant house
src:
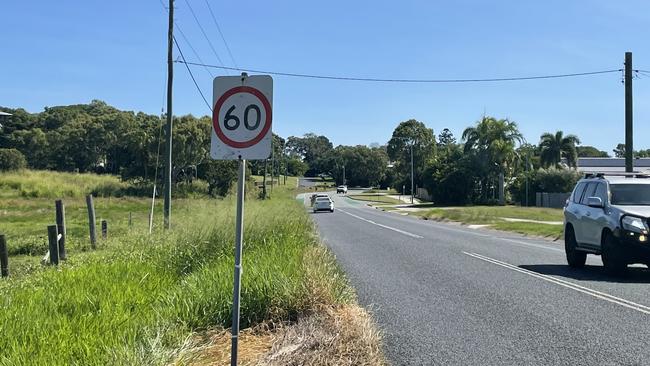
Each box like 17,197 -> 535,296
0,111 -> 11,129
576,157 -> 650,173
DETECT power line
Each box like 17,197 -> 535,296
173,36 -> 212,111
176,61 -> 623,83
176,25 -> 215,78
182,0 -> 228,71
157,0 -> 215,78
203,0 -> 238,69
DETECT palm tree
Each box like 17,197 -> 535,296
462,116 -> 524,169
462,117 -> 524,202
539,131 -> 581,168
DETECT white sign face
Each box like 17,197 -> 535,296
211,75 -> 273,160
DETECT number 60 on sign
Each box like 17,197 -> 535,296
211,75 -> 273,160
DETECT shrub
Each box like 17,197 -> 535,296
511,167 -> 582,205
0,148 -> 27,171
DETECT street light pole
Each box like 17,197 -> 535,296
525,152 -> 529,207
410,143 -> 414,204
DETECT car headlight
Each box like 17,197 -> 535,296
621,215 -> 649,234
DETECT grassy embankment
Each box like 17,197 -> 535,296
412,206 -> 564,239
0,170 -> 384,365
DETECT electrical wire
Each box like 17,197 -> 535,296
182,0 -> 228,72
157,0 -> 215,78
203,0 -> 238,69
173,36 -> 212,111
175,61 -> 623,83
176,26 -> 215,78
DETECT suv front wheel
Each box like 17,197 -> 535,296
565,226 -> 586,268
602,232 -> 627,274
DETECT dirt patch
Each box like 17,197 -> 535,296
172,305 -> 386,366
260,305 -> 386,366
169,325 -> 276,366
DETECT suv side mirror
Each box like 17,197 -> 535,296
587,196 -> 604,208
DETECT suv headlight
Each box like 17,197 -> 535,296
621,215 -> 649,234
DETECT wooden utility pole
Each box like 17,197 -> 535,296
86,195 -> 97,249
55,200 -> 66,260
0,234 -> 8,277
164,0 -> 174,229
625,51 -> 633,173
47,225 -> 59,266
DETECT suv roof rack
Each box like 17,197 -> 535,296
584,172 -> 650,179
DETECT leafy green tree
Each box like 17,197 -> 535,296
199,160 -> 239,197
613,143 -> 626,158
636,149 -> 650,158
387,119 -> 436,194
8,128 -> 49,168
539,131 -> 580,168
172,115 -> 210,183
577,145 -> 609,158
286,133 -> 333,176
0,148 -> 27,171
437,128 -> 456,147
424,143 -> 476,205
286,157 -> 308,176
322,145 -> 387,187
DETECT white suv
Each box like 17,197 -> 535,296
564,173 -> 650,273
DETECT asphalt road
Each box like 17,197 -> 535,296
305,190 -> 650,366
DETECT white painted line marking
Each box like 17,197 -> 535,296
464,251 -> 650,315
499,238 -> 564,253
351,205 -> 563,253
338,209 -> 423,239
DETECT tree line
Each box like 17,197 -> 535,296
0,101 -> 630,203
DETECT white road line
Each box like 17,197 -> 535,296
499,238 -> 565,253
338,209 -> 423,239
464,251 -> 650,315
376,211 -> 563,252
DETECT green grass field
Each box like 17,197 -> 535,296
0,171 -> 352,365
0,170 -> 129,198
414,206 -> 564,239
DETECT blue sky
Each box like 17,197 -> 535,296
2,0 -> 650,153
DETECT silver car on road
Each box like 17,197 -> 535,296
564,173 -> 650,273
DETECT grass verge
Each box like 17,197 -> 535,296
414,206 -> 564,239
0,172 -> 384,365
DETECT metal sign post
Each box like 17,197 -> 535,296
211,73 -> 273,366
230,157 -> 245,366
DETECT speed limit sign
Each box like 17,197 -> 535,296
211,74 -> 273,160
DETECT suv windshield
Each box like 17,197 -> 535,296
610,184 -> 650,205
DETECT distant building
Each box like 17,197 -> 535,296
576,157 -> 650,173
0,111 -> 11,129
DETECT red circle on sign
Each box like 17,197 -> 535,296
212,86 -> 272,149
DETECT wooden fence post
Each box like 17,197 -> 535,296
101,220 -> 107,240
47,225 -> 59,266
128,212 -> 132,228
55,199 -> 67,260
86,195 -> 97,249
0,234 -> 8,277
